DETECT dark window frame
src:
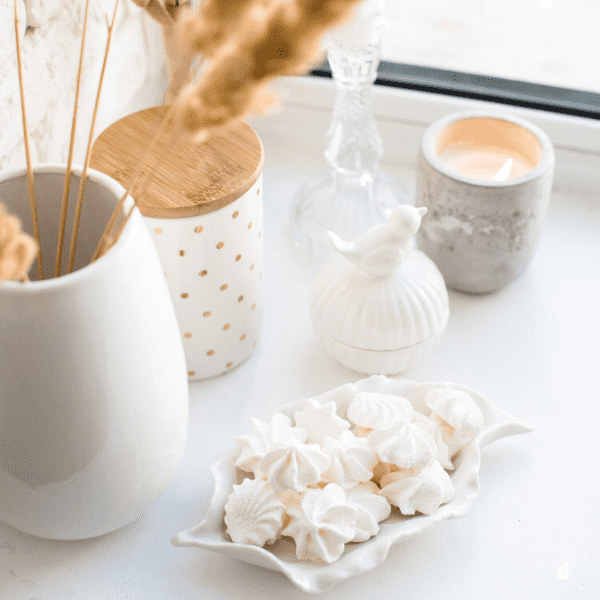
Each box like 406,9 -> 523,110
311,60 -> 600,121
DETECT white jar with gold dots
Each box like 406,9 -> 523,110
91,106 -> 264,380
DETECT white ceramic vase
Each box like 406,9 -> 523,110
0,165 -> 189,540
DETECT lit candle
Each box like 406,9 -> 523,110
416,111 -> 555,293
437,145 -> 534,181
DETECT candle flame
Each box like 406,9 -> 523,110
492,158 -> 513,182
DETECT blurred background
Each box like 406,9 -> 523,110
0,0 -> 596,170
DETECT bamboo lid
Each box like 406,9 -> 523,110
90,105 -> 264,219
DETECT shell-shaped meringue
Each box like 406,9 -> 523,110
425,389 -> 484,444
367,419 -> 437,469
379,461 -> 454,515
412,412 -> 454,471
320,431 -> 378,490
224,478 -> 286,546
233,413 -> 307,473
346,482 -> 392,542
347,392 -> 414,430
293,399 -> 350,445
259,439 -> 331,492
282,484 -> 358,564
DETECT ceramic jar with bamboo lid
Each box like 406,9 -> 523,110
91,106 -> 264,380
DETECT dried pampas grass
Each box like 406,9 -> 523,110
173,0 -> 364,138
0,202 -> 38,282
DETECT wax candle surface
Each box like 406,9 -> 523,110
437,144 -> 534,181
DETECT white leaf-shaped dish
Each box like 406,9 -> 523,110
172,375 -> 533,593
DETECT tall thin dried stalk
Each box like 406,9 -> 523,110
56,0 -> 91,278
67,0 -> 121,274
13,0 -> 43,280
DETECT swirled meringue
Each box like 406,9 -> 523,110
293,399 -> 350,445
379,461 -> 454,515
282,483 -> 358,564
320,430 -> 378,490
233,413 -> 307,473
425,389 -> 483,445
224,478 -> 286,546
367,419 -> 437,469
259,438 -> 331,492
412,412 -> 454,470
347,392 -> 414,430
346,482 -> 391,542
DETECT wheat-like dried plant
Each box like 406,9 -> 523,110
0,202 -> 38,282
173,0 -> 364,139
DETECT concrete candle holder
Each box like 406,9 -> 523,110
416,111 -> 554,293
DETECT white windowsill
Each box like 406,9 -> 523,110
1,75 -> 598,600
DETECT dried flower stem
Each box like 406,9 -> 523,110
14,0 -> 43,280
67,0 -> 120,274
90,103 -> 176,263
56,0 -> 91,278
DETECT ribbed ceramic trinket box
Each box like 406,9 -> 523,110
311,206 -> 449,375
91,106 -> 264,380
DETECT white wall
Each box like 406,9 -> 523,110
0,0 -> 169,170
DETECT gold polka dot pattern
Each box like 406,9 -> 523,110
152,176 -> 263,380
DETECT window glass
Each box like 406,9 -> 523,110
382,1 -> 600,94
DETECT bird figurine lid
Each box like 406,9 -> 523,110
311,206 -> 449,366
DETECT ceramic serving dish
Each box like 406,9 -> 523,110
172,375 -> 532,593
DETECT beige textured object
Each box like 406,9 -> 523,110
90,105 -> 264,379
311,206 -> 449,375
0,201 -> 37,281
416,111 -> 555,293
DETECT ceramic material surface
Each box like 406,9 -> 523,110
0,165 -> 189,540
416,111 -> 554,294
311,207 -> 449,375
143,175 -> 264,380
172,375 -> 532,593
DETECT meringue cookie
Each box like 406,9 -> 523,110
282,483 -> 358,564
224,478 -> 286,546
234,413 -> 307,473
425,389 -> 484,444
294,399 -> 350,445
259,439 -> 331,492
367,419 -> 437,469
379,461 -> 454,515
412,412 -> 454,471
320,430 -> 378,490
348,392 -> 414,430
346,482 -> 391,542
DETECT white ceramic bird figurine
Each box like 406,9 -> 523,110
327,206 -> 427,278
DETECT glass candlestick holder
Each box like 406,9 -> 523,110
291,0 -> 411,260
